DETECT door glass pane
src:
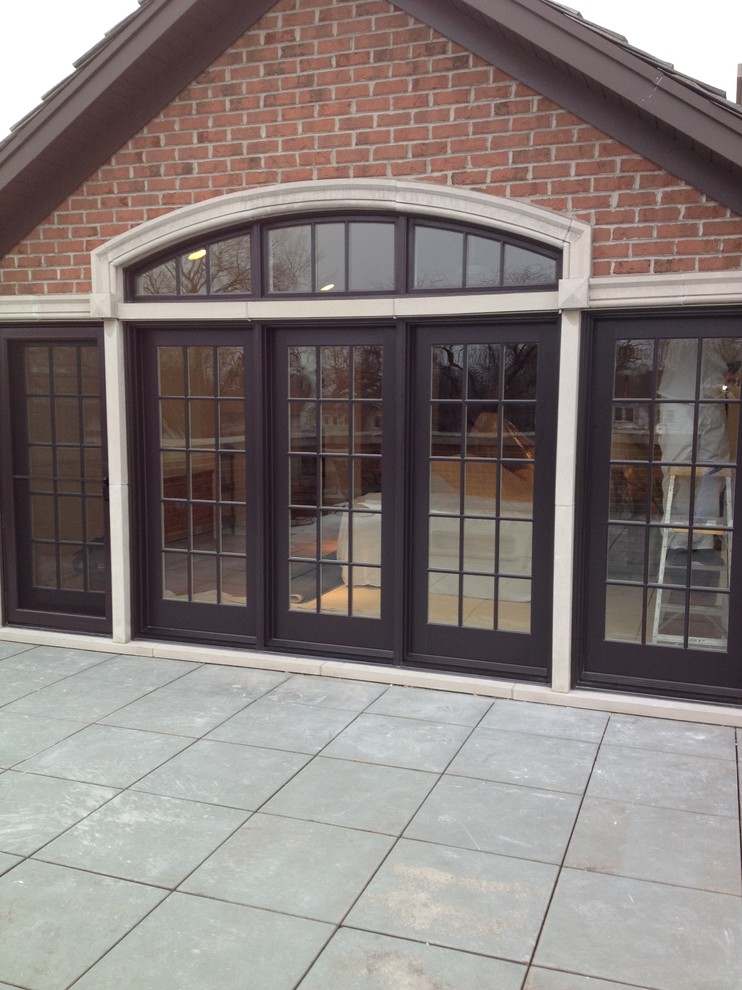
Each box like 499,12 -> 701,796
426,340 -> 536,632
159,347 -> 185,395
354,345 -> 382,399
287,343 -> 383,618
16,342 -> 108,605
218,347 -> 244,397
156,345 -> 247,608
605,335 -> 741,651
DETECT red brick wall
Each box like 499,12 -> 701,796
2,0 -> 742,295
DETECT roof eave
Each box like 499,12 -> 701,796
0,0 -> 275,257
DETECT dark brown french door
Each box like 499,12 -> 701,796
270,327 -> 396,657
409,323 -> 558,678
580,313 -> 742,702
136,321 -> 558,678
0,330 -> 110,633
138,328 -> 254,643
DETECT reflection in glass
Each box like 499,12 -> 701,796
354,403 -> 382,454
316,224 -> 346,292
188,347 -> 214,396
189,399 -> 214,445
58,497 -> 84,542
503,245 -> 557,286
219,402 -> 246,449
268,225 -> 311,293
503,344 -> 538,399
30,447 -> 54,488
136,259 -> 177,296
607,523 -> 645,582
163,551 -> 188,600
60,545 -> 84,591
156,345 -> 248,607
20,342 -> 108,599
180,252 -> 207,295
462,574 -> 495,629
605,584 -> 645,642
219,452 -> 245,502
431,404 -> 462,457
320,563 -> 348,614
192,555 -> 217,602
414,227 -> 463,289
354,345 -> 382,399
33,545 -> 57,589
425,340 -> 537,633
25,346 -> 50,394
158,347 -> 184,396
464,518 -> 495,573
348,223 -> 395,291
210,235 -> 251,294
218,347 -> 244,397
286,343 -> 383,618
160,400 -> 185,446
321,457 -> 348,505
221,505 -> 246,554
55,399 -> 80,444
499,520 -> 532,577
606,333 -> 741,650
220,556 -> 247,605
81,347 -> 99,396
432,345 -> 464,400
53,347 -> 79,393
467,237 -> 501,287
613,339 -> 654,398
497,579 -> 531,631
27,398 -> 52,443
467,344 -> 500,400
31,495 -> 55,540
321,346 -> 350,398
289,346 -> 316,398
609,464 -> 657,520
321,404 -> 349,452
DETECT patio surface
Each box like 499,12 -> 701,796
0,642 -> 741,990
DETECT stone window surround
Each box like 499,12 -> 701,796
2,178 -> 742,727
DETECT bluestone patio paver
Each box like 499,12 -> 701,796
297,928 -> 526,989
36,789 -> 247,887
62,893 -> 332,990
0,644 -> 740,990
0,858 -> 165,990
132,738 -> 309,808
0,770 -> 118,856
181,812 -> 395,922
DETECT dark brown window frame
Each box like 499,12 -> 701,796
126,213 -> 562,302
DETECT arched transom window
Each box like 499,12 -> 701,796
128,214 -> 561,300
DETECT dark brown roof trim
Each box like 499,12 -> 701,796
397,0 -> 742,215
2,0 -> 742,261
0,0 -> 274,257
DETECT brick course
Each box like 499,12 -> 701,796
2,0 -> 742,294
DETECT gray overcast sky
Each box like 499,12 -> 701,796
0,0 -> 740,137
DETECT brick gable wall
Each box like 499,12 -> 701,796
2,0 -> 742,295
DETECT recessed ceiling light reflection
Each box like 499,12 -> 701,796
187,248 -> 207,261
319,282 -> 336,292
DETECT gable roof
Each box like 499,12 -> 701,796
1,0 -> 742,260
